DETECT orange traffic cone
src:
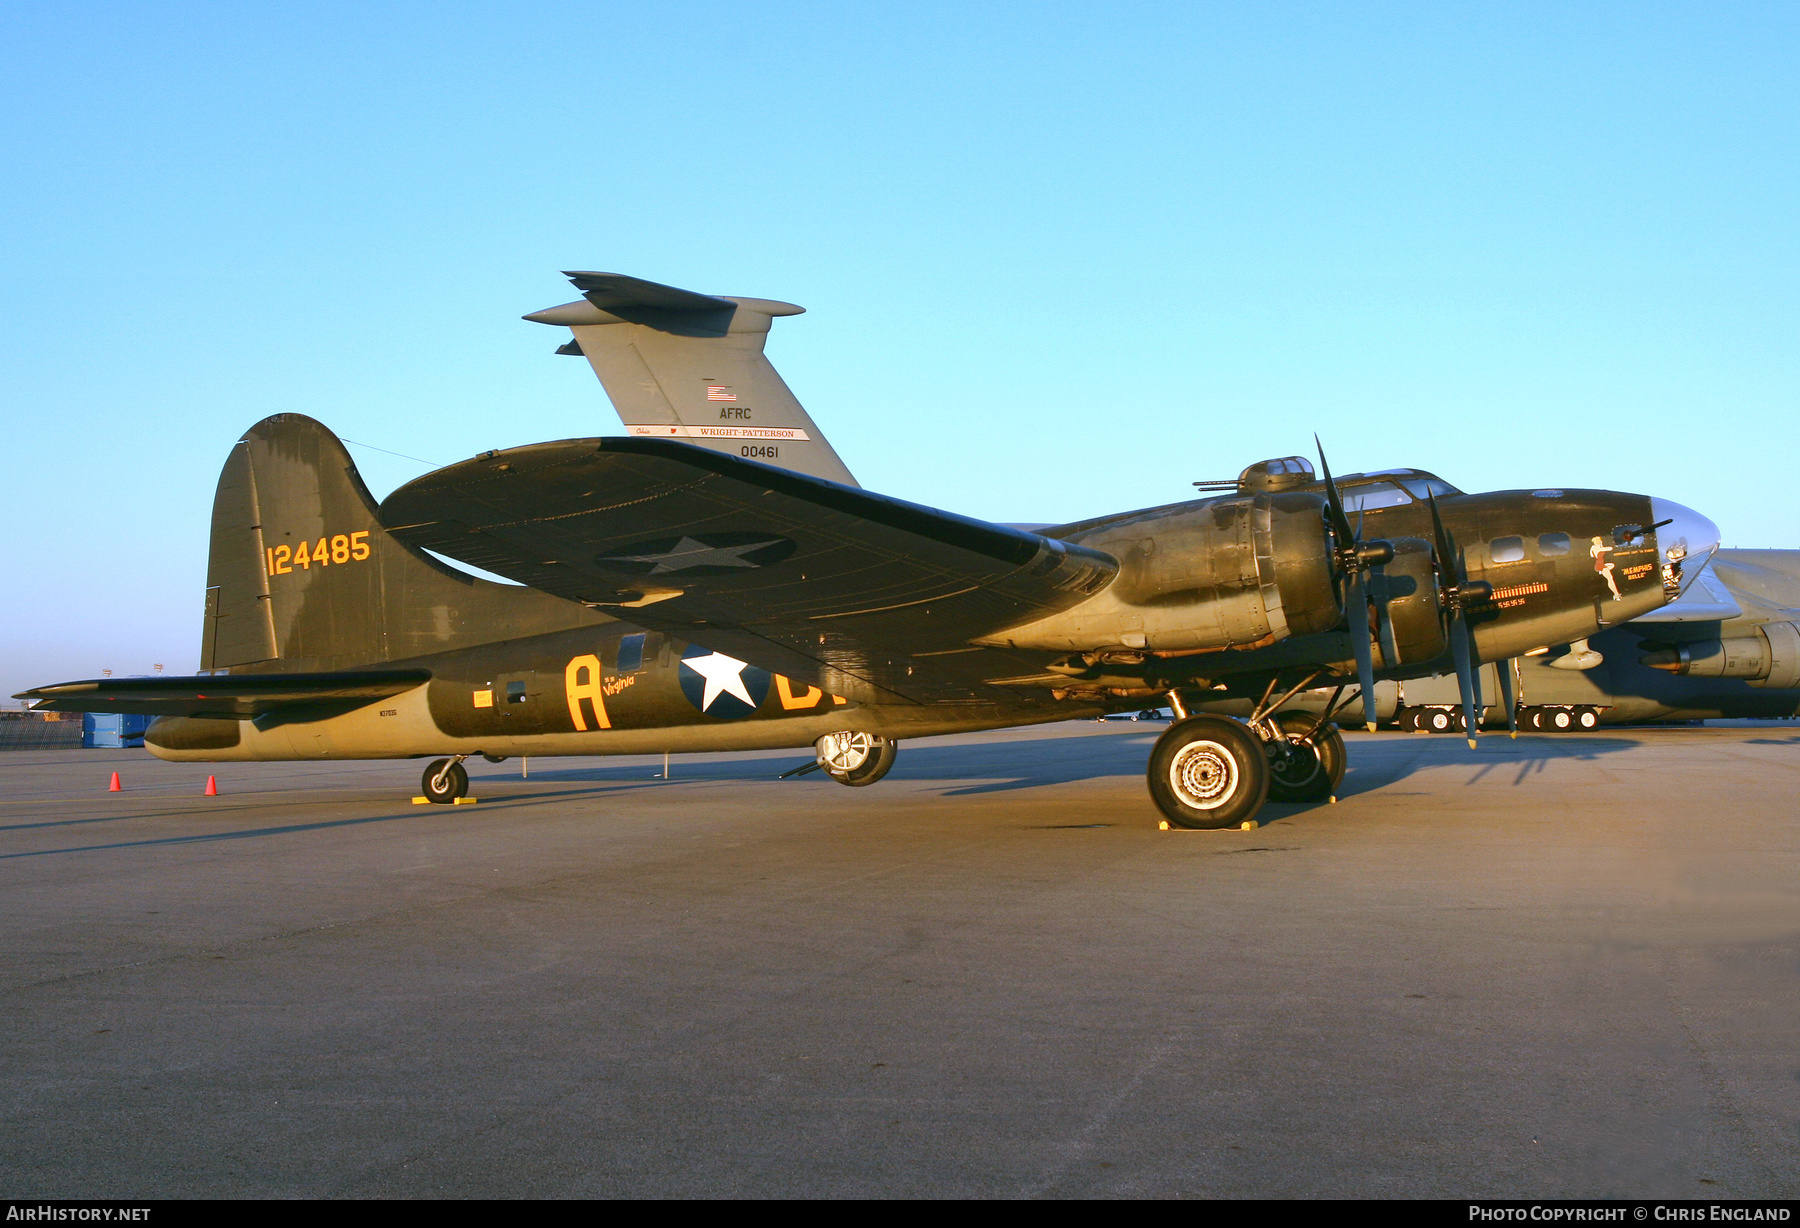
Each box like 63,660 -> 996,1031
108,772 -> 121,792
203,775 -> 218,796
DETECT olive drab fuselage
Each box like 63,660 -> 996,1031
144,472 -> 1688,763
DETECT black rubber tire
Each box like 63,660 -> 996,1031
1525,708 -> 1544,731
421,758 -> 467,804
822,734 -> 898,787
1147,716 -> 1269,830
1424,709 -> 1454,734
1263,711 -> 1347,803
1576,706 -> 1600,730
1548,708 -> 1575,731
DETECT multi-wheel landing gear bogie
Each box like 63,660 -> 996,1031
1524,705 -> 1602,731
1398,705 -> 1602,733
1148,706 -> 1347,830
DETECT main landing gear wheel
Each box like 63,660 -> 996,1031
1575,706 -> 1600,730
1263,711 -> 1347,803
1148,716 -> 1269,830
816,732 -> 897,787
1424,708 -> 1455,734
1546,708 -> 1575,731
421,757 -> 468,804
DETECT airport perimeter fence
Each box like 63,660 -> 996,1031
0,714 -> 85,750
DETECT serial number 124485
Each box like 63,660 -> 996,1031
267,531 -> 371,575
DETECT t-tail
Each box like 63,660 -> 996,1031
524,271 -> 859,487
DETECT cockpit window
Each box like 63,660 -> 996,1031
1340,482 -> 1412,513
1490,536 -> 1525,563
1538,532 -> 1571,556
1398,476 -> 1458,500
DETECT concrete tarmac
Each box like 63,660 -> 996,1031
2,721 -> 1797,1199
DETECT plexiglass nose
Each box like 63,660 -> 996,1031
1649,498 -> 1721,595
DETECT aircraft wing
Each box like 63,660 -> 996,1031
379,438 -> 1118,704
15,669 -> 431,721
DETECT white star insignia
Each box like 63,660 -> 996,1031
609,536 -> 783,574
681,652 -> 757,712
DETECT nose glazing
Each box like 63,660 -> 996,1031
1649,498 -> 1721,595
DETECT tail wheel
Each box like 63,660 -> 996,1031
1263,711 -> 1346,803
421,758 -> 468,804
1425,709 -> 1454,734
816,731 -> 897,787
1549,708 -> 1575,731
1575,706 -> 1600,730
1148,716 -> 1269,829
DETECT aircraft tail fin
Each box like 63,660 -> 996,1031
201,414 -> 606,672
525,270 -> 859,487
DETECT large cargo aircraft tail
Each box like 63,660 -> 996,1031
524,271 -> 859,487
202,414 -> 606,673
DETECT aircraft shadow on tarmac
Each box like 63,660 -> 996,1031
1344,734 -> 1642,795
479,731 -> 1646,804
5,735 -> 1659,860
473,733 -> 1165,799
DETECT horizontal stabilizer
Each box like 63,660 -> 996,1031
379,439 -> 1117,704
524,270 -> 742,337
15,669 -> 430,720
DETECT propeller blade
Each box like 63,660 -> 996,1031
1467,623 -> 1484,716
1314,436 -> 1356,550
1496,656 -> 1518,738
1348,573 -> 1378,731
1426,491 -> 1461,585
1451,610 -> 1479,749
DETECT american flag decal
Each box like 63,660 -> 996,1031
705,386 -> 737,402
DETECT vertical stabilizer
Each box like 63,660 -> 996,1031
525,270 -> 859,487
201,414 -> 609,672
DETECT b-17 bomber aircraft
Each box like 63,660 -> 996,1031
18,272 -> 1722,830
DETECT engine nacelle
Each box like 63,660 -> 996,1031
981,493 -> 1339,653
1640,621 -> 1800,689
1373,536 -> 1448,668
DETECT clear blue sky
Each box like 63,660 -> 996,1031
3,1 -> 1795,696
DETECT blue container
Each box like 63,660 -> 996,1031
83,712 -> 153,748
